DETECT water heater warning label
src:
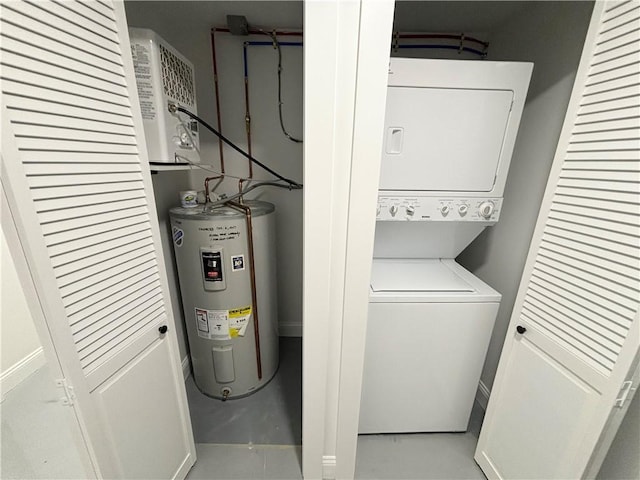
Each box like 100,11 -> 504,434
195,308 -> 230,340
195,306 -> 252,340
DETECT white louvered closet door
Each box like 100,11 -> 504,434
475,2 -> 639,479
0,0 -> 195,478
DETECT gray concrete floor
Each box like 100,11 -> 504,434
185,336 -> 487,479
186,337 -> 302,445
0,366 -> 87,479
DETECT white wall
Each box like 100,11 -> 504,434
457,0 -> 594,392
1,229 -> 44,398
124,1 -> 304,342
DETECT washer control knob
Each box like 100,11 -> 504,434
406,205 -> 415,216
440,205 -> 450,216
458,204 -> 469,216
389,205 -> 399,217
479,201 -> 495,219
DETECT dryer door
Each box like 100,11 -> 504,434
379,87 -> 513,192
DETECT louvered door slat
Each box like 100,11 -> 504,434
1,44 -> 129,99
575,106 -> 639,124
57,242 -> 156,287
2,78 -> 132,118
1,2 -> 122,65
556,177 -> 640,194
40,0 -> 120,44
537,247 -> 639,307
50,228 -> 152,268
68,277 -> 160,332
552,194 -> 639,215
4,95 -> 135,126
526,286 -> 628,343
517,4 -> 640,374
38,197 -> 148,224
76,304 -> 164,356
28,172 -> 142,188
71,0 -> 118,31
73,290 -> 162,342
59,251 -> 157,298
582,72 -> 638,96
0,0 -> 171,378
25,164 -> 141,176
17,140 -> 139,157
32,181 -> 144,201
602,2 -> 640,25
49,221 -> 150,259
44,211 -> 149,246
40,206 -> 150,237
571,129 -> 639,142
80,311 -> 165,371
2,2 -> 196,475
523,298 -> 619,364
0,20 -> 127,86
563,158 -> 640,170
537,249 -> 639,298
64,261 -> 158,310
7,111 -> 135,137
596,26 -> 640,52
544,228 -> 638,266
68,278 -> 159,332
77,0 -> 116,22
581,83 -> 640,106
555,184 -> 639,204
584,63 -> 639,86
478,5 -> 640,477
36,189 -> 146,214
11,124 -> 137,145
565,149 -> 639,160
66,270 -> 160,318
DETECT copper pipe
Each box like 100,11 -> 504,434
226,200 -> 262,380
204,175 -> 223,203
210,30 -> 225,173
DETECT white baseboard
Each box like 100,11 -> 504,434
322,455 -> 337,480
279,323 -> 302,337
1,347 -> 46,401
476,380 -> 490,411
181,355 -> 191,381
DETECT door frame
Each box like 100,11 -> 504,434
303,0 -> 395,478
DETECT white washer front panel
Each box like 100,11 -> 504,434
359,300 -> 499,433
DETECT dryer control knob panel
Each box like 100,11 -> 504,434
376,196 -> 502,222
479,201 -> 495,219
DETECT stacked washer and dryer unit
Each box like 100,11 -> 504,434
359,58 -> 533,433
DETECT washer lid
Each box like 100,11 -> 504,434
370,259 -> 474,292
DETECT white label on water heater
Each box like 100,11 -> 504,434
195,307 -> 230,340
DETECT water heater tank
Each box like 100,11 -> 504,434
170,201 -> 279,399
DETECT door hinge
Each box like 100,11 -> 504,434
56,378 -> 76,406
614,380 -> 635,408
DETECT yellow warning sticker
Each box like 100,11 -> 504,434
228,306 -> 252,337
